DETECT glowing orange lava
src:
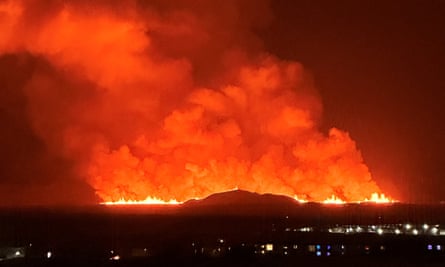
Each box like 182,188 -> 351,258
362,192 -> 393,204
321,192 -> 394,205
102,196 -> 182,205
101,191 -> 395,205
322,195 -> 346,205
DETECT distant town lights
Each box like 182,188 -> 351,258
109,255 -> 120,261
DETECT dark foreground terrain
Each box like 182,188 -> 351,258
1,191 -> 445,266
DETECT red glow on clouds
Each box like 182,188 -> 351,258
0,0 -> 393,204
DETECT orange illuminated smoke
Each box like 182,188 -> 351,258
0,1 -> 395,205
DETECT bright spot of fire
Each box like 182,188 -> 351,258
363,193 -> 393,203
293,195 -> 309,204
323,195 -> 346,205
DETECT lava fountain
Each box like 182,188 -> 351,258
0,0 -> 394,205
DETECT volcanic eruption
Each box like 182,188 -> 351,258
0,0 -> 392,204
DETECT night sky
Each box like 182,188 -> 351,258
1,0 -> 444,204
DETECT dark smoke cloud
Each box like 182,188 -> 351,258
0,53 -> 97,205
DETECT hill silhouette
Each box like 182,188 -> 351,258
181,189 -> 303,215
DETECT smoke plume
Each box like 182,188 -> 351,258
0,0 -> 383,203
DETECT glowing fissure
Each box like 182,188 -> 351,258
0,1 -> 395,204
363,193 -> 393,204
321,192 -> 393,205
102,192 -> 393,205
102,196 -> 182,205
323,195 -> 346,205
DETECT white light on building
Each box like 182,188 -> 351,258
308,245 -> 316,252
299,227 -> 312,232
109,255 -> 120,261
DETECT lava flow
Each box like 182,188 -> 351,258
0,1 -> 394,205
102,197 -> 182,206
320,193 -> 393,205
101,191 -> 393,205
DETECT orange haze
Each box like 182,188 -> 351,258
0,0 -> 391,203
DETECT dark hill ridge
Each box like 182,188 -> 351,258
178,190 -> 445,223
184,189 -> 299,206
181,189 -> 305,215
6,190 -> 445,224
